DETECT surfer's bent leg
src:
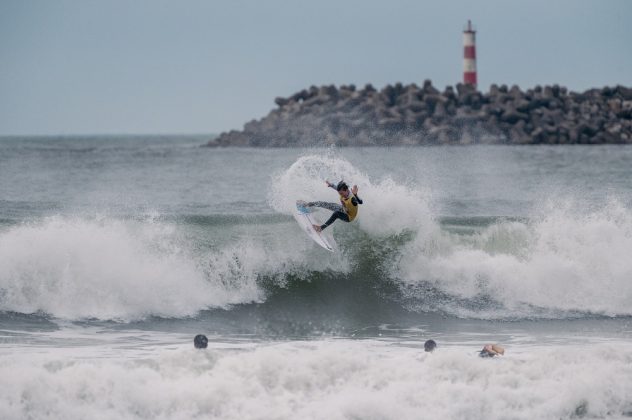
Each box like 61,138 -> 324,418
320,211 -> 350,230
308,201 -> 344,212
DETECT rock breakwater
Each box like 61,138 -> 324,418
208,80 -> 632,146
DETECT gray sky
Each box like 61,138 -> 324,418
1,0 -> 630,135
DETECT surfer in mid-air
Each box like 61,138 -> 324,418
304,180 -> 363,232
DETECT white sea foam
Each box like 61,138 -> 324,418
0,217 -> 267,321
0,212 -> 355,321
398,199 -> 632,318
1,339 -> 631,420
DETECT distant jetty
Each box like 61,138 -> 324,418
207,81 -> 632,146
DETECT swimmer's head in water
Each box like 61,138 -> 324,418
424,339 -> 437,352
194,334 -> 208,349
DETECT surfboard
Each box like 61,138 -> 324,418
293,201 -> 335,252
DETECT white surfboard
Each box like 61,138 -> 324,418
293,201 -> 335,252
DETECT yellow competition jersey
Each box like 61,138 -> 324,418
340,193 -> 359,221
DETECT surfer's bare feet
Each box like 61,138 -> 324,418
312,224 -> 322,232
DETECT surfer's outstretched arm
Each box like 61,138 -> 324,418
351,185 -> 363,205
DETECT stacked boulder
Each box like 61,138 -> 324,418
208,80 -> 632,146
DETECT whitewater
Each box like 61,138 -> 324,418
1,136 -> 632,419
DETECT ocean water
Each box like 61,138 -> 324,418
1,136 -> 632,419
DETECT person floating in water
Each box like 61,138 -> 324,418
194,334 -> 208,349
305,180 -> 363,232
424,339 -> 437,353
479,344 -> 505,358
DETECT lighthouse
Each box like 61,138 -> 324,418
463,20 -> 477,87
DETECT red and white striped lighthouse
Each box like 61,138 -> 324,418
463,20 -> 477,87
